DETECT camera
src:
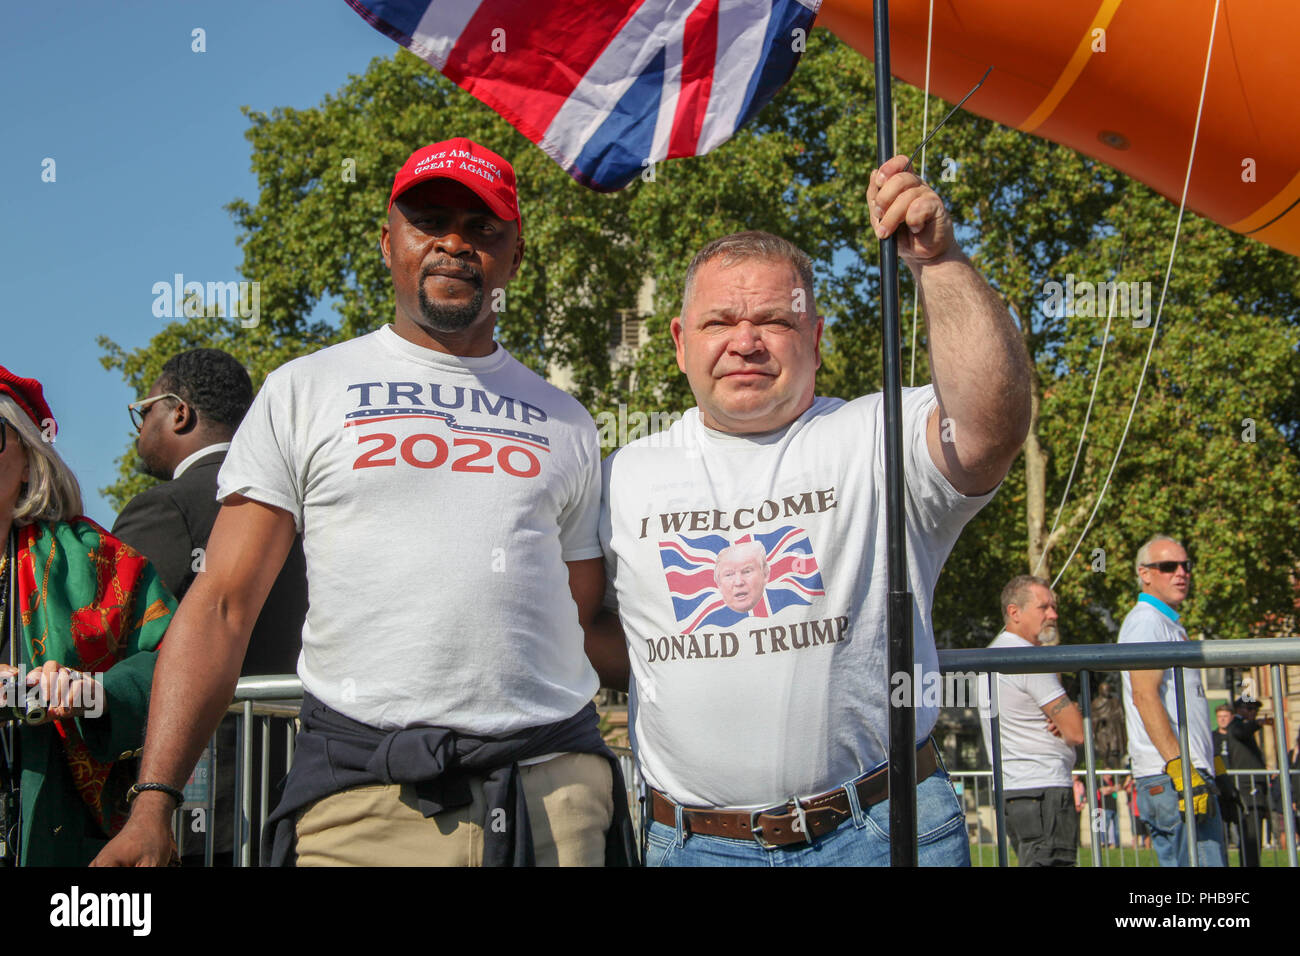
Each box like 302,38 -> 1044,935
0,673 -> 45,725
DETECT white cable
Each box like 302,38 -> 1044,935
1050,0 -> 1221,590
1032,284 -> 1118,576
909,0 -> 935,387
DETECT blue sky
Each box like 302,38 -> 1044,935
2,1 -> 395,525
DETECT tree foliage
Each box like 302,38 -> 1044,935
101,30 -> 1299,645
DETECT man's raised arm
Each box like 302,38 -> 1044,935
91,495 -> 295,866
868,154 -> 1032,496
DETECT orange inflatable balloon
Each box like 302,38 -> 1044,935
819,0 -> 1300,257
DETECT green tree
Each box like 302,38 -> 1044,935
929,120 -> 1300,644
101,31 -> 1299,647
101,50 -> 642,507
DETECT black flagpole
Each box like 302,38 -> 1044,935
872,0 -> 917,867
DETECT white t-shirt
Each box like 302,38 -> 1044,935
218,325 -> 602,733
600,386 -> 995,808
977,632 -> 1075,790
1119,597 -> 1214,777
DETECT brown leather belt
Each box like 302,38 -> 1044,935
650,739 -> 941,848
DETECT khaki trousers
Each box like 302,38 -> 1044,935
294,752 -> 614,866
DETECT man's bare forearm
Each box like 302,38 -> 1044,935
1133,689 -> 1181,764
129,576 -> 256,819
1045,696 -> 1085,747
93,500 -> 299,862
918,250 -> 1032,470
587,608 -> 630,692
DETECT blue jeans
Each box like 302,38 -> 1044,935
646,768 -> 970,866
1134,772 -> 1227,867
1102,808 -> 1119,847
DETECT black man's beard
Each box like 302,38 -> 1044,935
416,267 -> 485,332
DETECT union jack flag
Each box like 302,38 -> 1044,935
659,525 -> 825,633
346,0 -> 821,190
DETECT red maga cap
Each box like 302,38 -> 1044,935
0,365 -> 55,431
388,138 -> 521,230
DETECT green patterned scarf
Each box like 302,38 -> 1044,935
16,517 -> 174,835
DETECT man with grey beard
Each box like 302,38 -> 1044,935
95,139 -> 634,867
979,576 -> 1084,865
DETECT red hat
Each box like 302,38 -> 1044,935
388,138 -> 522,231
0,365 -> 55,431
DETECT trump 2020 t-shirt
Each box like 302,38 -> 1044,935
600,386 -> 995,809
218,325 -> 602,734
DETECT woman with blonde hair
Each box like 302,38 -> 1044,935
1,366 -> 175,866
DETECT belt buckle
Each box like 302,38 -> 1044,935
749,796 -> 811,850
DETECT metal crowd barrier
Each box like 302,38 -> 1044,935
952,768 -> 1299,867
173,676 -> 301,866
941,638 -> 1300,867
178,677 -> 645,867
611,747 -> 643,839
181,641 -> 1298,866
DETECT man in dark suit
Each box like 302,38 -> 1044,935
1211,703 -> 1243,854
113,348 -> 307,865
1224,695 -> 1273,867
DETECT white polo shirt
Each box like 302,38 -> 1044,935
1119,594 -> 1214,777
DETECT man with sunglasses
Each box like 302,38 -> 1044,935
1119,534 -> 1226,866
1223,693 -> 1273,866
120,351 -> 307,606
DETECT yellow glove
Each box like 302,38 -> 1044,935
1214,755 -> 1227,778
1166,757 -> 1213,819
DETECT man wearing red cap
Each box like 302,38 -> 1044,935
94,139 -> 634,867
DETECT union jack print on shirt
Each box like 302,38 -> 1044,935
346,0 -> 822,190
659,525 -> 825,633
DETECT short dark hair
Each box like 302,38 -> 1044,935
156,349 -> 253,431
682,231 -> 816,314
1000,574 -> 1053,621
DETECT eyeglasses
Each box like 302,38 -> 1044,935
1141,560 -> 1193,574
128,393 -> 183,432
0,419 -> 9,454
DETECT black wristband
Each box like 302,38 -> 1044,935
127,782 -> 185,808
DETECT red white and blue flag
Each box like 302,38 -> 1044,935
346,0 -> 822,190
659,525 -> 825,633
